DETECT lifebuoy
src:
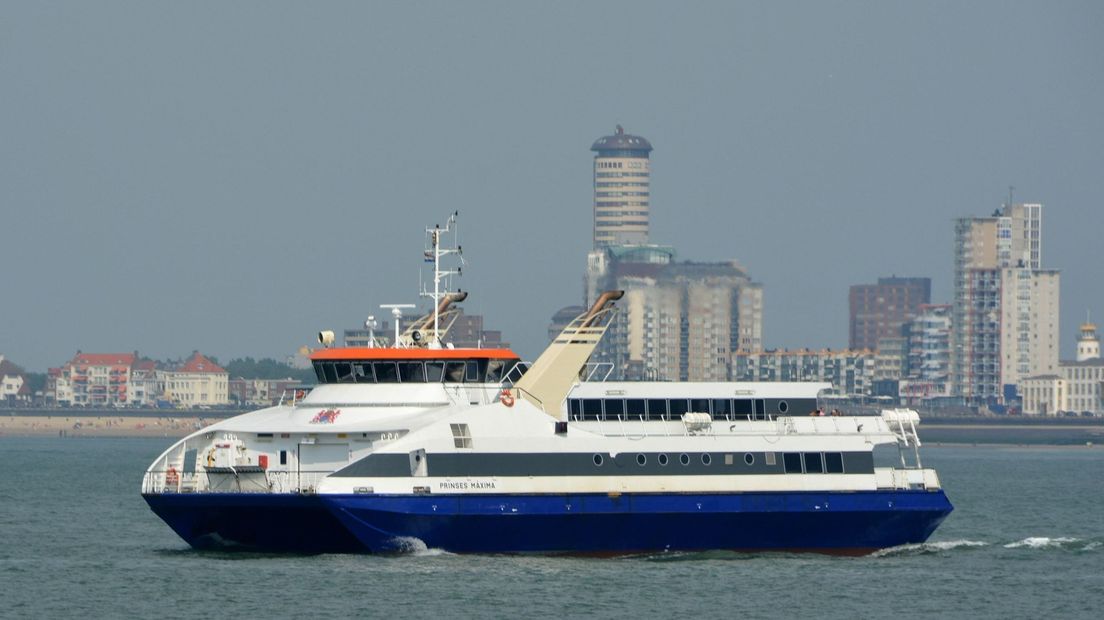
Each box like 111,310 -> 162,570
500,388 -> 515,408
165,466 -> 179,487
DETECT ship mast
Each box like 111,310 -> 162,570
423,212 -> 462,349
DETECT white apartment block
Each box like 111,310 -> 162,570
953,202 -> 1058,404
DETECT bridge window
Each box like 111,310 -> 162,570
425,361 -> 444,382
334,362 -> 355,383
399,362 -> 425,383
353,363 -> 374,383
444,362 -> 466,382
486,359 -> 507,382
465,361 -> 480,382
374,362 -> 399,383
321,363 -> 337,384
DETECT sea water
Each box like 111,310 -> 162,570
1,437 -> 1102,618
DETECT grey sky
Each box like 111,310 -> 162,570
2,1 -> 1102,371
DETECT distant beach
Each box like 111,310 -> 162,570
0,413 -> 212,438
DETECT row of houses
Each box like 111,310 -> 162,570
40,351 -> 301,408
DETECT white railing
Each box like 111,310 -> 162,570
142,468 -> 337,495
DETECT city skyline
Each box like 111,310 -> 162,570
2,2 -> 1102,371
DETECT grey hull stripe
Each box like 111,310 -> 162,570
332,451 -> 875,478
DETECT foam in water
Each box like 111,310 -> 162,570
870,539 -> 988,557
386,536 -> 453,556
1003,537 -> 1080,549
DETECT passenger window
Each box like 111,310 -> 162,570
804,452 -> 824,474
626,399 -> 646,419
353,363 -> 374,383
733,399 -> 753,418
647,399 -> 668,420
824,452 -> 844,473
444,362 -> 466,382
691,399 -> 711,415
783,452 -> 803,473
754,399 -> 766,420
425,361 -> 444,382
582,399 -> 603,420
712,399 -> 732,418
605,399 -> 625,420
668,399 -> 689,419
399,362 -> 425,383
374,362 -> 399,383
568,399 -> 582,418
334,362 -> 354,383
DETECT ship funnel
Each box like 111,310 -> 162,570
511,290 -> 623,420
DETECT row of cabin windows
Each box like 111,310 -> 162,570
313,359 -> 520,385
783,452 -> 845,474
568,398 -> 779,421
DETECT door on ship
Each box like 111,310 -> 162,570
297,443 -> 350,492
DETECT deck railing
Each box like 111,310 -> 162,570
142,468 -> 339,495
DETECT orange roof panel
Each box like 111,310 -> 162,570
310,347 -> 518,361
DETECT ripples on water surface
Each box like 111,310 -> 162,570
1,438 -> 1102,618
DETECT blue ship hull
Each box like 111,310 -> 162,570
324,490 -> 954,554
142,493 -> 366,554
145,489 -> 952,554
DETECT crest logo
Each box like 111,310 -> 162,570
310,408 -> 341,424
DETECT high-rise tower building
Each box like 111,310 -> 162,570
952,202 -> 1058,404
591,125 -> 652,248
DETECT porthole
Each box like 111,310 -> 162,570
744,452 -> 755,466
701,453 -> 712,466
593,454 -> 604,466
637,454 -> 647,466
658,453 -> 669,466
778,400 -> 789,414
680,453 -> 690,466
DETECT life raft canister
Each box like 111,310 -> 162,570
500,388 -> 515,408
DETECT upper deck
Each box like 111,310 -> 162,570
309,347 -> 522,385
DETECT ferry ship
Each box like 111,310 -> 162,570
142,215 -> 952,554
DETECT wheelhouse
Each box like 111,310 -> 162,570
310,348 -> 522,385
